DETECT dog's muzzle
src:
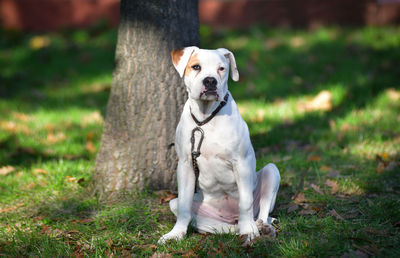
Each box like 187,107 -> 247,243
200,77 -> 218,99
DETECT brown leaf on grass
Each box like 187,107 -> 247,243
376,162 -> 385,174
33,168 -> 48,175
106,239 -> 113,248
82,111 -> 104,126
86,132 -> 94,141
255,109 -> 265,122
394,219 -> 400,227
386,88 -> 400,101
44,123 -> 56,132
325,179 -> 339,194
65,176 -> 78,183
151,252 -> 172,258
298,90 -> 332,112
340,123 -> 358,133
142,244 -> 157,250
298,207 -> 316,215
74,244 -> 84,258
293,192 -> 307,204
329,209 -> 344,220
290,36 -> 305,48
182,250 -> 196,258
12,112 -> 31,122
287,204 -> 299,213
320,165 -> 331,172
159,193 -> 177,204
307,155 -> 321,162
0,202 -> 24,213
45,132 -> 67,144
71,218 -> 94,225
156,190 -> 177,204
310,184 -> 324,195
86,141 -> 96,153
0,166 -> 16,176
20,182 -> 36,190
0,121 -> 31,135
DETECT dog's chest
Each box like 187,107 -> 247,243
193,126 -> 239,196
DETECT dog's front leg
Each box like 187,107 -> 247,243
158,160 -> 195,244
234,156 -> 260,242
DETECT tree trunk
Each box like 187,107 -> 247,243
93,0 -> 199,199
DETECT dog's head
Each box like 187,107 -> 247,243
171,47 -> 239,101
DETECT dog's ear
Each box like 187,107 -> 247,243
171,46 -> 199,78
217,48 -> 239,82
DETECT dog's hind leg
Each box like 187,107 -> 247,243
255,163 -> 280,229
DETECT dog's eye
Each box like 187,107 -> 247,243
192,65 -> 201,71
219,67 -> 225,72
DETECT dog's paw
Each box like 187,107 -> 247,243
255,219 -> 276,237
158,229 -> 186,244
238,219 -> 260,243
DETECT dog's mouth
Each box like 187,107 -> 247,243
200,90 -> 219,100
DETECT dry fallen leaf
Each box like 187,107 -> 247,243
33,168 -> 48,175
293,193 -> 307,204
298,90 -> 332,112
376,162 -> 385,174
65,176 -> 78,183
12,112 -> 30,122
256,109 -> 265,122
45,132 -> 67,144
307,155 -> 322,162
287,204 -> 299,213
20,182 -> 36,190
298,208 -> 316,215
44,123 -> 56,132
0,202 -> 24,213
386,88 -> 400,101
290,36 -> 305,48
320,165 -> 332,172
86,141 -> 96,153
310,184 -> 324,195
0,166 -> 16,176
325,179 -> 339,194
159,194 -> 177,204
82,111 -> 104,126
329,209 -> 344,220
151,252 -> 172,258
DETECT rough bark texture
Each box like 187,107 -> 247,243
93,0 -> 199,199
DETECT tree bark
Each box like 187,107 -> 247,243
93,0 -> 200,199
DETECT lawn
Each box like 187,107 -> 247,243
1,23 -> 400,257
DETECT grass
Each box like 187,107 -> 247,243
1,23 -> 400,257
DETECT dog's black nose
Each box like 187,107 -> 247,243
203,77 -> 217,90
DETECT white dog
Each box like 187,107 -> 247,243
158,47 -> 280,244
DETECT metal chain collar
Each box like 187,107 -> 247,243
189,93 -> 229,192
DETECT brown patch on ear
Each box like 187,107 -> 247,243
184,53 -> 199,76
171,49 -> 184,67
